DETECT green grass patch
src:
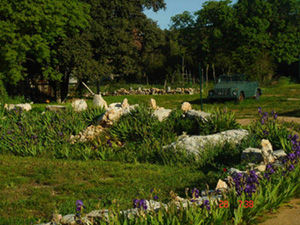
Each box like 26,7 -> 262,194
0,155 -> 208,224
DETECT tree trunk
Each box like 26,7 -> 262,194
164,77 -> 168,90
201,68 -> 204,90
205,64 -> 209,87
171,71 -> 175,84
144,72 -> 149,85
181,55 -> 185,85
60,73 -> 70,103
96,80 -> 100,94
212,63 -> 216,83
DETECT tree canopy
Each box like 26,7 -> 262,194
0,0 -> 299,99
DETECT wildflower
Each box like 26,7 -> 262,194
153,195 -> 158,200
258,107 -> 262,114
263,112 -> 268,117
133,199 -> 139,208
150,188 -> 154,193
263,130 -> 269,136
133,199 -> 147,210
139,199 -> 147,210
289,164 -> 295,171
223,168 -> 227,172
107,139 -> 112,147
261,119 -> 265,125
192,188 -> 200,198
288,153 -> 296,161
203,200 -> 210,211
274,113 -> 278,119
76,200 -> 84,212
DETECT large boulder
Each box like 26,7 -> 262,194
153,108 -> 172,122
165,129 -> 249,155
93,94 -> 108,109
72,99 -> 87,112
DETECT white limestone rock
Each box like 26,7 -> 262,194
255,165 -> 266,172
121,98 -> 129,109
4,103 -> 32,111
185,110 -> 211,122
72,99 -> 88,112
261,139 -> 275,164
181,102 -> 192,112
93,94 -> 108,109
215,179 -> 228,191
46,105 -> 66,112
153,107 -> 172,122
150,98 -> 157,109
273,149 -> 287,159
165,129 -> 249,155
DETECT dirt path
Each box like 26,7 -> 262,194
259,198 -> 300,225
237,116 -> 300,126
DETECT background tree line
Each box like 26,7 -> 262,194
0,0 -> 299,101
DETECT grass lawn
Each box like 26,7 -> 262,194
96,83 -> 300,119
0,83 -> 299,224
31,83 -> 300,119
0,155 -> 213,224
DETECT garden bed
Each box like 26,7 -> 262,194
0,92 -> 299,224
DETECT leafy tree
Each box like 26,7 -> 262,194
0,0 -> 90,96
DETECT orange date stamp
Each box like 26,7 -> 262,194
219,200 -> 254,208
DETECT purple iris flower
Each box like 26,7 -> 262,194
133,199 -> 139,208
289,164 -> 295,171
153,195 -> 158,200
76,200 -> 84,212
258,107 -> 262,114
192,188 -> 200,198
203,200 -> 210,211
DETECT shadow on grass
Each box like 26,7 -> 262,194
189,98 -> 237,105
279,109 -> 300,117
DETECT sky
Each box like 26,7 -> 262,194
144,0 -> 237,30
144,0 -> 209,29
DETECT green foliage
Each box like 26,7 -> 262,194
164,108 -> 240,136
0,0 -> 90,86
0,107 -> 105,159
248,108 -> 292,150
